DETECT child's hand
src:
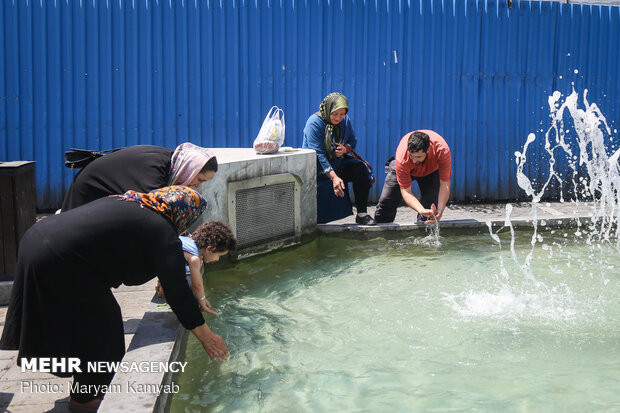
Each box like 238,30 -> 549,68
199,297 -> 218,316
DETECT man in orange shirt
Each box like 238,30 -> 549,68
374,130 -> 452,224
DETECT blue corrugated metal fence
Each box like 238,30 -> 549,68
1,0 -> 619,209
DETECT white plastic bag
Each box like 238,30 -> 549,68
253,106 -> 285,154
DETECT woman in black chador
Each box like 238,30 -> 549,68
61,142 -> 218,211
0,186 -> 235,411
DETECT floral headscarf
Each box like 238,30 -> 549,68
114,186 -> 206,234
316,93 -> 349,161
169,143 -> 216,186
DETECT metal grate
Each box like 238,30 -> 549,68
234,182 -> 296,249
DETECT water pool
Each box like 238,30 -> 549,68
169,227 -> 620,412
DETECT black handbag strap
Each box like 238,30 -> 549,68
64,147 -> 122,169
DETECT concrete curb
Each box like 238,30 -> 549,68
318,215 -> 586,236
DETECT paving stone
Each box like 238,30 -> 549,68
0,350 -> 17,361
0,358 -> 14,380
1,363 -> 65,382
0,377 -> 70,410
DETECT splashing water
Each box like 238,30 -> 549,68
420,217 -> 442,247
385,226 -> 442,251
515,88 -> 620,246
498,88 -> 619,283
463,89 -> 620,319
390,215 -> 442,249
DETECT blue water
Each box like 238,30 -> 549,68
170,229 -> 620,412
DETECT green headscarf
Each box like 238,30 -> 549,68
316,93 -> 349,161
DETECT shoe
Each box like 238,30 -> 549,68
356,214 -> 376,226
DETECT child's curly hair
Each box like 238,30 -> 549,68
190,221 -> 237,252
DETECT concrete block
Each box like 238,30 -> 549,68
194,148 -> 317,239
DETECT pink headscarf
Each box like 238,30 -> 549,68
168,143 -> 216,186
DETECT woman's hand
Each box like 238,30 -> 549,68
199,297 -> 218,316
332,175 -> 345,197
333,143 -> 347,158
192,324 -> 229,361
326,170 -> 345,197
202,331 -> 229,361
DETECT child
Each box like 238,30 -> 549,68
156,221 -> 237,314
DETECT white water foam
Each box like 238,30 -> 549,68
442,287 -> 579,321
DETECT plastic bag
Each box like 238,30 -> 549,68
253,106 -> 285,154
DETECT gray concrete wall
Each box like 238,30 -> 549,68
193,148 -> 317,238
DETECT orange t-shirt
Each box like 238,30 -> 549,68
395,130 -> 452,189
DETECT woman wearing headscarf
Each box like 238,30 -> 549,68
0,186 -> 235,411
60,142 -> 218,211
302,92 -> 375,225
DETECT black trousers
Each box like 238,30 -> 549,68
0,230 -> 125,404
338,161 -> 371,214
374,160 -> 440,223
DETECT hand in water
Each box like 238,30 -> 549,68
423,204 -> 438,224
203,331 -> 230,362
